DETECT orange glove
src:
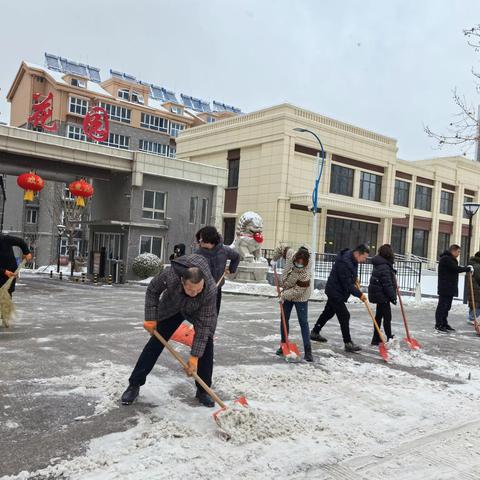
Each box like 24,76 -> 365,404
360,293 -> 367,303
143,321 -> 157,333
184,356 -> 198,376
4,270 -> 16,279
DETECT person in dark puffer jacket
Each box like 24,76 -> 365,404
368,244 -> 397,345
195,226 -> 240,314
310,244 -> 369,352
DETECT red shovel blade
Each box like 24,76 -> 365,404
213,396 -> 249,422
379,343 -> 389,362
280,342 -> 301,360
404,337 -> 421,350
170,323 -> 194,347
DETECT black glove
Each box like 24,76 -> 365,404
392,299 -> 397,305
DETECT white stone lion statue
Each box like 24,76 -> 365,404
232,211 -> 266,262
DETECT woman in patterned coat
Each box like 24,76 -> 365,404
272,244 -> 313,362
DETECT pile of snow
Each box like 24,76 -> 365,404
25,265 -> 87,276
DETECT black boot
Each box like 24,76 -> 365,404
304,345 -> 313,362
310,330 -> 328,343
121,384 -> 140,405
344,342 -> 362,353
196,389 -> 215,408
276,347 -> 283,356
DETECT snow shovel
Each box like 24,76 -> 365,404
363,300 -> 389,362
171,273 -> 227,347
467,272 -> 480,336
0,260 -> 26,328
147,327 -> 248,429
272,264 -> 301,360
394,277 -> 421,349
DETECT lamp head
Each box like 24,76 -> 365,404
463,202 -> 480,217
293,127 -> 308,133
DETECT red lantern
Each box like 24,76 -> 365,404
17,171 -> 44,202
253,232 -> 264,244
68,178 -> 94,207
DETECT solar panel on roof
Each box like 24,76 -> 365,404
213,101 -> 241,113
45,53 -> 61,71
87,67 -> 101,83
181,94 -> 194,109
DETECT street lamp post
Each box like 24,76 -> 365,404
462,202 -> 480,303
293,128 -> 326,278
56,224 -> 65,274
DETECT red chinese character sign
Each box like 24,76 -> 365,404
28,92 -> 57,132
83,106 -> 109,142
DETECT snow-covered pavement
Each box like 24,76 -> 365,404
1,277 -> 480,479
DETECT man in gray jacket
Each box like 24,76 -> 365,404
121,254 -> 218,407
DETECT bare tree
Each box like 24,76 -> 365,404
425,25 -> 480,152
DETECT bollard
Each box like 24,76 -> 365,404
50,270 -> 53,278
81,272 -> 86,283
107,274 -> 113,286
415,282 -> 422,305
93,273 -> 98,285
59,272 -> 63,280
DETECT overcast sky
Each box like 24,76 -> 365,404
1,0 -> 480,160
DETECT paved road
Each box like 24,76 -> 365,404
1,275 -> 479,477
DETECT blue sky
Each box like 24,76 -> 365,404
1,0 -> 480,159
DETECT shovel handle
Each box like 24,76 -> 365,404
394,276 -> 411,341
356,281 -> 387,344
216,273 -> 226,288
467,272 -> 480,331
273,265 -> 291,344
150,329 -> 226,409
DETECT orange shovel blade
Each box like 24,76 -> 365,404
404,337 -> 421,350
379,343 -> 389,362
170,323 -> 194,347
212,396 -> 249,422
281,342 -> 301,359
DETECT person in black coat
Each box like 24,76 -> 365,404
368,244 -> 397,345
435,244 -> 472,333
169,243 -> 186,262
0,234 -> 31,295
310,244 -> 369,352
194,226 -> 240,314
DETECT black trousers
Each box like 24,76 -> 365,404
313,298 -> 352,343
128,312 -> 214,394
435,295 -> 453,328
372,302 -> 392,341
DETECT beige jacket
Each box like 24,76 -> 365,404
272,245 -> 312,302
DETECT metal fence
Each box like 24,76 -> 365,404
262,249 -> 422,292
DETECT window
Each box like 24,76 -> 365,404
140,112 -> 168,132
207,116 -> 216,123
25,207 -> 38,224
142,190 -> 166,220
131,91 -> 144,104
325,217 -> 378,254
140,235 -> 163,259
464,196 -> 474,219
330,164 -> 354,196
223,218 -> 236,245
168,146 -> 176,158
99,102 -> 131,123
437,233 -> 451,258
118,89 -> 130,101
139,140 -> 169,156
101,133 -> 129,149
200,198 -> 209,224
71,78 -> 86,88
60,238 -> 81,256
412,229 -> 429,258
394,180 -> 410,207
228,159 -> 239,188
415,185 -> 432,211
360,171 -> 382,202
391,226 -> 407,255
440,191 -> 454,215
171,105 -> 183,115
67,125 -> 86,141
189,196 -> 198,223
170,122 -> 185,137
69,97 -> 88,116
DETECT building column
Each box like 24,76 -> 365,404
428,180 -> 441,262
452,188 -> 464,245
317,209 -> 327,253
211,186 -> 225,231
405,178 -> 416,256
274,196 -> 290,246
